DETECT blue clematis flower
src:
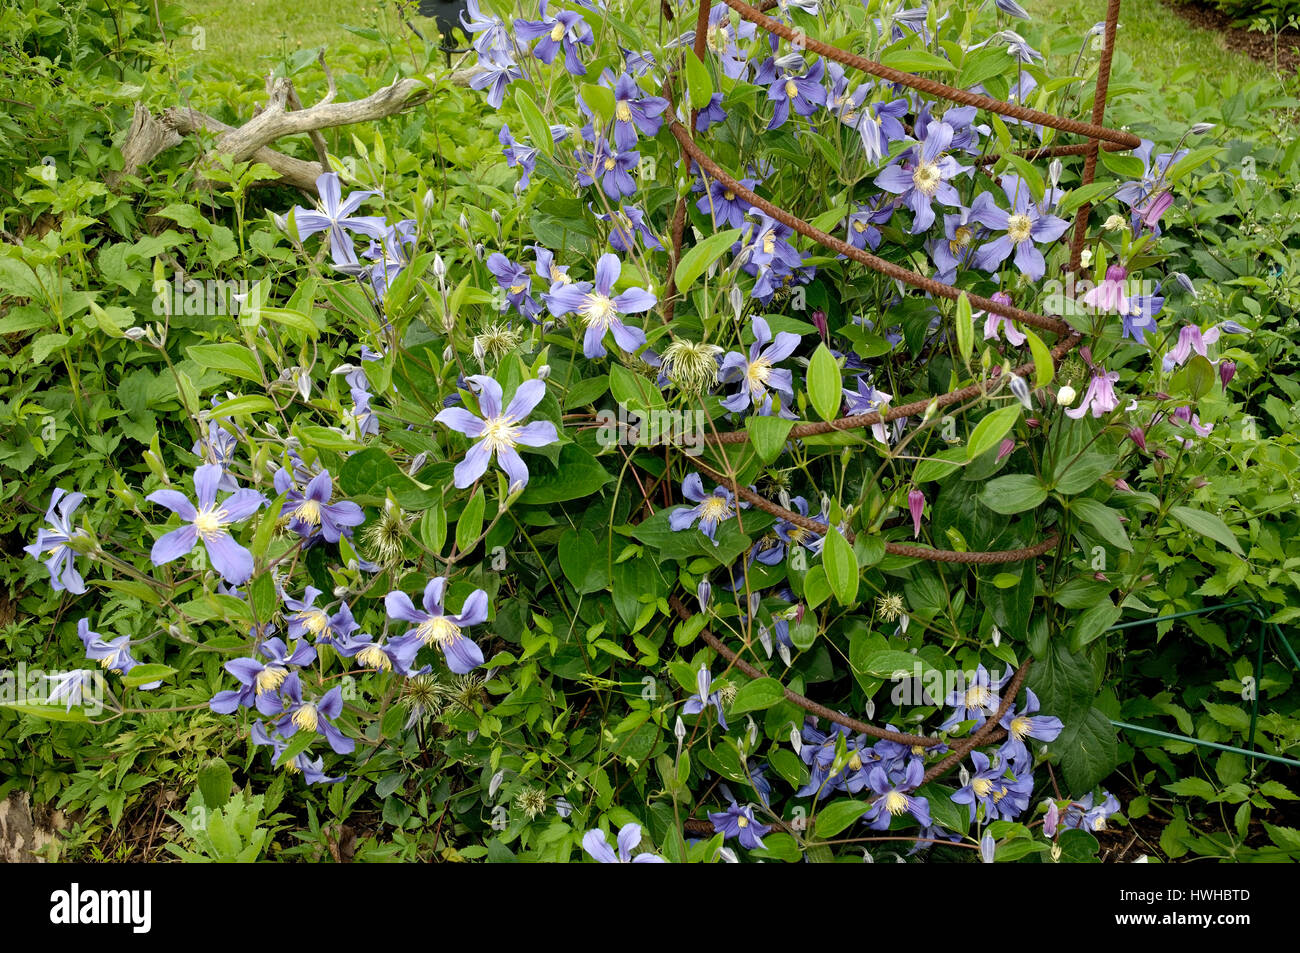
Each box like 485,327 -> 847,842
284,587 -> 359,647
273,468 -> 364,545
45,669 -> 98,712
291,172 -> 389,267
756,55 -> 827,130
940,664 -> 1013,732
582,822 -> 666,862
385,576 -> 489,674
968,174 -> 1070,280
261,673 -> 354,754
863,758 -> 932,830
514,1 -> 593,75
718,316 -> 800,414
683,664 -> 727,729
470,53 -> 522,109
695,92 -> 727,132
210,636 -> 316,714
499,124 -> 538,191
709,801 -> 770,850
576,139 -> 640,199
997,688 -> 1064,764
250,721 -> 345,785
874,122 -> 969,233
24,488 -> 88,594
545,253 -> 655,359
669,473 -> 750,545
77,617 -> 159,687
336,630 -> 425,676
486,252 -> 542,322
1062,790 -> 1122,831
147,464 -> 266,585
434,374 -> 559,490
608,72 -> 668,151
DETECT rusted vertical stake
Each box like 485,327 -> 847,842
663,0 -> 716,325
1067,0 -> 1123,272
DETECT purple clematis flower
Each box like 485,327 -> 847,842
1161,323 -> 1220,373
336,631 -> 424,676
273,469 -> 364,544
576,139 -> 640,199
24,488 -> 88,595
773,496 -> 826,559
969,174 -> 1071,280
940,664 -> 1012,731
514,1 -> 593,75
291,172 -> 389,267
846,198 -> 894,252
709,801 -> 770,849
545,253 -> 655,359
499,124 -> 538,191
998,688 -> 1064,763
669,473 -> 750,545
192,420 -> 240,492
147,464 -> 266,585
211,636 -> 316,714
757,55 -> 827,130
696,175 -> 756,230
261,673 -> 354,754
863,759 -> 932,830
44,669 -> 98,712
1065,368 -> 1120,420
609,72 -> 668,150
385,576 -> 489,674
695,92 -> 727,132
470,53 -> 522,109
78,617 -> 160,688
284,587 -> 359,646
1062,790 -> 1122,831
596,204 -> 664,254
842,377 -> 893,444
951,750 -> 1009,823
1115,140 -> 1188,236
683,664 -> 727,728
582,822 -> 666,862
856,97 -> 910,164
486,252 -> 542,322
461,0 -> 513,61
982,291 -> 1026,347
250,721 -> 344,785
875,122 -> 968,233
718,316 -> 800,414
434,374 -> 559,491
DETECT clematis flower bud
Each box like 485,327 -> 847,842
908,488 -> 925,538
1219,360 -> 1236,388
1127,427 -> 1147,451
1057,385 -> 1077,407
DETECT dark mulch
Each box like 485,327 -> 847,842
1161,0 -> 1300,71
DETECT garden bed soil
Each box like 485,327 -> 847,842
1162,0 -> 1300,71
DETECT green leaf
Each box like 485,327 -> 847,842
609,362 -> 667,414
812,799 -> 870,838
1071,498 -> 1133,552
746,415 -> 795,465
807,343 -> 842,423
1164,777 -> 1216,799
338,446 -> 437,509
1023,329 -> 1055,388
822,526 -> 859,607
1070,600 -> 1121,649
187,342 -> 263,383
580,83 -> 615,123
1056,181 -> 1116,218
729,677 -> 786,714
966,405 -> 1020,461
121,663 -> 177,688
1056,707 -> 1120,795
854,649 -> 924,680
684,49 -> 713,109
880,49 -> 957,73
519,444 -> 612,504
1052,452 -> 1114,495
248,572 -> 279,623
513,89 -> 554,157
456,487 -> 486,553
955,292 -> 973,363
1170,505 -> 1244,556
259,306 -> 318,338
674,227 -> 741,293
980,474 -> 1047,514
0,702 -> 90,722
208,395 -> 275,417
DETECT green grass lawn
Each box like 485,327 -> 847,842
174,0 -> 1281,93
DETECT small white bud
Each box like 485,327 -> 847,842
537,364 -> 551,380
1189,122 -> 1215,135
1057,384 -> 1077,407
423,188 -> 436,213
124,326 -> 148,341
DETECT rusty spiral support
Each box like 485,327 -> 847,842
652,0 -> 1126,814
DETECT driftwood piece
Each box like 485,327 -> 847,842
113,65 -> 481,195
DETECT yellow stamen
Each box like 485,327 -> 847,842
615,101 -> 632,122
255,666 -> 287,694
884,791 -> 908,816
292,704 -> 319,732
912,161 -> 942,196
293,498 -> 322,527
972,777 -> 994,798
416,614 -> 462,648
192,506 -> 228,540
549,22 -> 565,41
745,357 -> 772,393
1007,213 -> 1033,243
356,644 -> 392,671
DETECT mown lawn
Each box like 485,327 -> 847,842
179,0 -> 1275,86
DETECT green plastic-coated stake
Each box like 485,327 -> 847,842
1105,599 -> 1298,770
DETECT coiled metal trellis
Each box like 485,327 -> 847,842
655,0 -> 1138,823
